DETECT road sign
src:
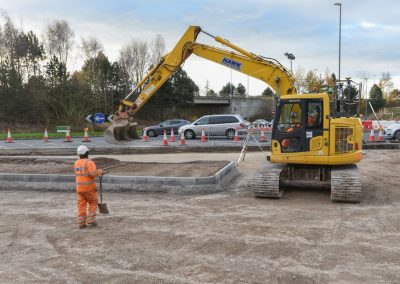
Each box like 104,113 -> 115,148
106,114 -> 114,123
85,115 -> 93,123
93,113 -> 105,124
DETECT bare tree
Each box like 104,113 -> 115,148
44,20 -> 74,65
81,36 -> 103,60
119,39 -> 149,91
379,72 -> 394,101
293,66 -> 306,93
150,34 -> 165,66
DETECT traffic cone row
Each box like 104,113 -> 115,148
82,128 -> 91,142
5,128 -> 13,143
142,128 -> 149,142
233,128 -> 239,142
169,128 -> 176,142
369,128 -> 375,142
260,129 -> 266,142
180,131 -> 186,146
44,128 -> 49,142
200,128 -> 206,142
162,130 -> 169,146
64,127 -> 72,142
378,127 -> 384,142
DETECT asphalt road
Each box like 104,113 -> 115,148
0,132 -> 383,150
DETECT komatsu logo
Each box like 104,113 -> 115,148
221,57 -> 242,70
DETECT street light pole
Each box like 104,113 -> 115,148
284,52 -> 295,73
364,77 -> 368,118
334,3 -> 342,114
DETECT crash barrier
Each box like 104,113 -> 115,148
203,126 -> 272,144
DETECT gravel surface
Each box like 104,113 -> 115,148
0,157 -> 228,177
0,150 -> 400,283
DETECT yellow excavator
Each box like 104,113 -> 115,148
105,26 -> 363,202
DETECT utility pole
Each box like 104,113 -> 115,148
364,77 -> 368,119
334,3 -> 342,114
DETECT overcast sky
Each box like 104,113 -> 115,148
1,0 -> 399,96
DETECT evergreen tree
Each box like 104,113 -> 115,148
261,87 -> 274,97
236,83 -> 246,97
219,82 -> 235,97
369,84 -> 386,111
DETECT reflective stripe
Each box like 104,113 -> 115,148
77,180 -> 96,185
83,159 -> 90,175
88,170 -> 97,176
75,173 -> 89,177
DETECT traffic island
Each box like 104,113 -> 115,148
0,157 -> 238,194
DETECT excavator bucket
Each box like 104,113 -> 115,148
104,119 -> 140,144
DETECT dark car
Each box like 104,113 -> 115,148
144,119 -> 190,137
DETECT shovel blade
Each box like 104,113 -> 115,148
98,203 -> 109,214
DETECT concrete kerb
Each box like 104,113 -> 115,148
0,161 -> 239,194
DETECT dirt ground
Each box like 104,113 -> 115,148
0,157 -> 227,177
1,150 -> 400,283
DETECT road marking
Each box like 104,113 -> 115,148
18,142 -> 34,147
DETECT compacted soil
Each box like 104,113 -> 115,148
0,157 -> 228,177
0,150 -> 399,283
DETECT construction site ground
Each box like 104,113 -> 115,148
1,150 -> 400,283
0,157 -> 227,177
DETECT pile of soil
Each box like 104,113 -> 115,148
0,157 -> 228,177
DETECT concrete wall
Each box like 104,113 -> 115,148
137,96 -> 274,122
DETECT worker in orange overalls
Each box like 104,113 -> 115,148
74,145 -> 104,229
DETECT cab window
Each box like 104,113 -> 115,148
278,103 -> 302,133
307,101 -> 322,127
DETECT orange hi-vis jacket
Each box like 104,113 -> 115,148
74,158 -> 99,193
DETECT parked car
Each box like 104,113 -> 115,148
144,119 -> 190,137
178,114 -> 249,139
383,122 -> 400,140
252,119 -> 270,128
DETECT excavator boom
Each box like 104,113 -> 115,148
105,26 -> 296,143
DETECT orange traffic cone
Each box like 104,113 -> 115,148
368,127 -> 375,142
378,127 -> 384,142
44,128 -> 49,143
169,128 -> 176,142
162,130 -> 169,146
200,128 -> 207,142
5,128 -> 13,143
233,128 -> 239,142
64,127 -> 72,142
142,128 -> 149,142
260,129 -> 266,142
179,131 -> 186,145
82,128 -> 91,142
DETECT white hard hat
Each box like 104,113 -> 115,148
77,145 -> 89,156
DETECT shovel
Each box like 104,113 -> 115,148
98,175 -> 109,214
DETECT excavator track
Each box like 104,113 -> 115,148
331,165 -> 362,203
252,162 -> 284,198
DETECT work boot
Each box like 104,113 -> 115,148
79,224 -> 86,229
87,221 -> 97,227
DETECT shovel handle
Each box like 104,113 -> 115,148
99,175 -> 103,203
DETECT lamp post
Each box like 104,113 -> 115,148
334,3 -> 342,114
284,52 -> 295,73
364,77 -> 368,119
346,77 -> 351,116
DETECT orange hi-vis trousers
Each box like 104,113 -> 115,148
77,190 -> 97,225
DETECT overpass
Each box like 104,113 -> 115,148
193,96 -> 230,105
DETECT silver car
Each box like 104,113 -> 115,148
383,122 -> 400,140
179,114 -> 249,139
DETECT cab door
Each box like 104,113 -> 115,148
305,100 -> 324,152
272,99 -> 308,153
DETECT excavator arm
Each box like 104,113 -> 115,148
105,26 -> 296,143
